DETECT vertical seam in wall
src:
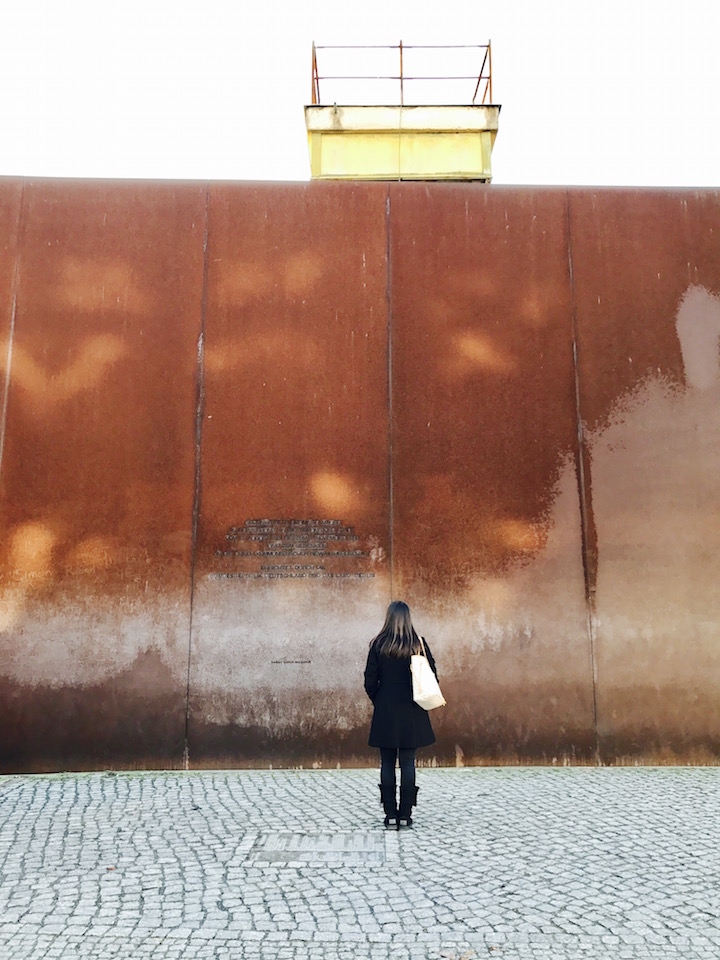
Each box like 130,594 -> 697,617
184,184 -> 210,770
0,183 -> 25,478
386,185 -> 394,599
565,190 -> 601,765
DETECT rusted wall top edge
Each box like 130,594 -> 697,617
0,175 -> 717,196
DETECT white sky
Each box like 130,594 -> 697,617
1,0 -> 719,187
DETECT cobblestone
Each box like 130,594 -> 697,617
0,767 -> 719,958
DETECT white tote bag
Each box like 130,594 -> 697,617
410,636 -> 446,711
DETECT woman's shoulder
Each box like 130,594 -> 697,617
367,638 -> 382,659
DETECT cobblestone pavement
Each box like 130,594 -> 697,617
1,767 -> 719,959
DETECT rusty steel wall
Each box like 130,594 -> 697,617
389,186 -> 595,763
0,180 -> 206,770
568,190 -> 720,762
188,183 -> 391,767
0,179 -> 718,771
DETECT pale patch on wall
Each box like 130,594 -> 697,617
0,592 -> 190,687
416,455 -> 588,684
590,285 -> 720,692
676,285 -> 720,391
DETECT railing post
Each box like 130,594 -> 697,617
488,40 -> 492,103
311,41 -> 318,105
472,46 -> 488,104
399,40 -> 404,106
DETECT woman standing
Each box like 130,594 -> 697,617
364,600 -> 438,829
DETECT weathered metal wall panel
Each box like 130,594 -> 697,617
0,180 -> 206,771
0,180 -> 23,441
389,184 -> 595,763
187,183 -> 391,766
0,181 -> 25,686
569,189 -> 720,762
1,181 -> 718,770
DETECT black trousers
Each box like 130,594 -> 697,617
379,747 -> 416,793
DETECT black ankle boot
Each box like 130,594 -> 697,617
398,785 -> 417,829
378,784 -> 398,828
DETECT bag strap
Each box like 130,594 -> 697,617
417,634 -> 428,658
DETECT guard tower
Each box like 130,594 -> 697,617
305,42 -> 500,182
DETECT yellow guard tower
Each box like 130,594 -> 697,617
305,42 -> 500,182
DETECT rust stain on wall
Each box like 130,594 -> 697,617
186,182 -> 391,765
0,180 -> 24,485
0,180 -> 206,770
389,184 -> 596,763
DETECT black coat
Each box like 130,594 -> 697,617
364,639 -> 438,749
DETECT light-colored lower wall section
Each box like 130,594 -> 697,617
590,288 -> 720,760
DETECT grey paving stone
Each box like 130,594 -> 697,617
1,768 -> 720,959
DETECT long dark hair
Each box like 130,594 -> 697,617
370,600 -> 421,658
